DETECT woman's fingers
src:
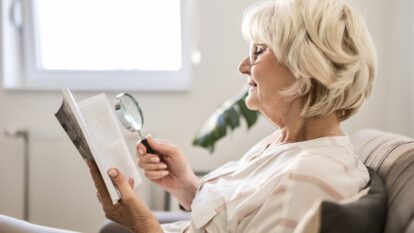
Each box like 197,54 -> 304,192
96,192 -> 102,204
146,137 -> 179,155
137,137 -> 178,164
137,154 -> 164,165
128,178 -> 135,189
138,153 -> 160,163
108,168 -> 135,202
145,170 -> 169,180
87,160 -> 112,206
136,143 -> 147,155
138,161 -> 168,171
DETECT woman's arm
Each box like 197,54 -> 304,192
88,160 -> 163,233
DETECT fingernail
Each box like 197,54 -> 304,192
151,157 -> 159,163
163,171 -> 169,176
108,169 -> 117,177
138,148 -> 144,155
160,164 -> 167,169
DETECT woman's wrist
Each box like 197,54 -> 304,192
129,201 -> 164,233
171,174 -> 199,210
131,213 -> 163,233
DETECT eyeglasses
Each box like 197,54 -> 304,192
249,43 -> 267,65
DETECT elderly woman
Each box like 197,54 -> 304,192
90,0 -> 377,232
0,0 -> 376,232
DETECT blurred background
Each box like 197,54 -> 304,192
0,0 -> 412,232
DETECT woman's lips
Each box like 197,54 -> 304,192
248,81 -> 257,92
248,80 -> 257,87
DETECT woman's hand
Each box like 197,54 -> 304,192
137,137 -> 199,210
87,160 -> 163,233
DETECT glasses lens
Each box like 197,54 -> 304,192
249,43 -> 255,65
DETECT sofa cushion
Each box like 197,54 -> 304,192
319,168 -> 387,233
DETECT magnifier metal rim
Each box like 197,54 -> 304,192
115,93 -> 144,131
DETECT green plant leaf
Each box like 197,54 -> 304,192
224,107 -> 240,130
192,89 -> 260,153
237,97 -> 259,129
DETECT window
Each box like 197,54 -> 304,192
2,0 -> 191,90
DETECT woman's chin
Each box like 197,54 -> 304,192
245,97 -> 259,110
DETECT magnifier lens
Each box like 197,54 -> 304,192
115,93 -> 155,154
121,95 -> 143,129
122,97 -> 143,130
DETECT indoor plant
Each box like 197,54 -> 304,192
192,89 -> 260,152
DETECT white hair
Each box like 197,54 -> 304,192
242,0 -> 377,121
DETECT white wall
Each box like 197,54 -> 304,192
386,0 -> 413,136
0,0 -> 412,232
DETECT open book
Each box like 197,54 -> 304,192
55,88 -> 141,204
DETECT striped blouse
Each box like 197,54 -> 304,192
162,131 -> 369,233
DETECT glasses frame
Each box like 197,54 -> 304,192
249,43 -> 267,65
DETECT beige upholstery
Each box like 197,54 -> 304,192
351,129 -> 414,233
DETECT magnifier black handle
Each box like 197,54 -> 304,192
141,138 -> 155,154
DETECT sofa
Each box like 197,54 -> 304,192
100,129 -> 414,233
351,129 -> 414,233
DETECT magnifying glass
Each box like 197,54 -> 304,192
114,93 -> 155,154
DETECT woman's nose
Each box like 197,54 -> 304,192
238,57 -> 251,76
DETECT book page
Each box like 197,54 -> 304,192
78,94 -> 141,202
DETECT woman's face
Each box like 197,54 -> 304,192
239,43 -> 298,125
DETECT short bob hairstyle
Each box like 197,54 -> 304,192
242,0 -> 377,121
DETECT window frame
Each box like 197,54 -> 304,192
2,0 -> 192,91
